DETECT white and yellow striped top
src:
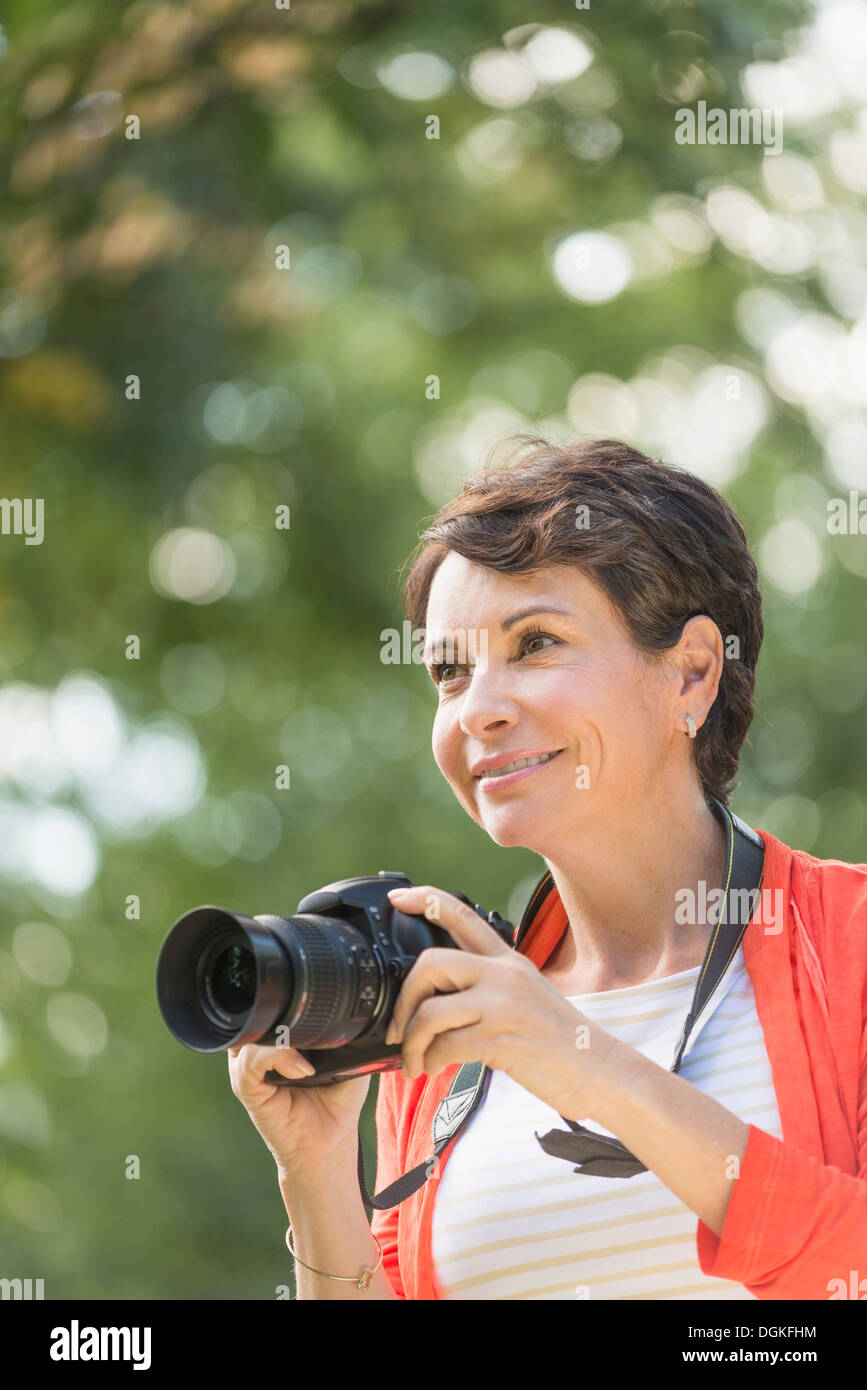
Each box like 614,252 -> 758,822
431,947 -> 782,1300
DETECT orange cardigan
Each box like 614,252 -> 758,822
370,826 -> 867,1300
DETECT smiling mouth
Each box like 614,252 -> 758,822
475,749 -> 564,779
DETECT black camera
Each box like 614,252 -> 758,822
156,871 -> 515,1087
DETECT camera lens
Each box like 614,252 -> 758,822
212,944 -> 255,1013
209,940 -> 256,1016
197,930 -> 260,1030
157,901 -> 389,1054
156,907 -> 295,1052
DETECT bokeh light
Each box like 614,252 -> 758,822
149,527 -> 237,604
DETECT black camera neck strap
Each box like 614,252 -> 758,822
533,798 -> 765,1177
357,1058 -> 491,1212
358,797 -> 765,1209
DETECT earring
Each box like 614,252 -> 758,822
685,715 -> 697,739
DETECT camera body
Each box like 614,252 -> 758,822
156,871 -> 515,1088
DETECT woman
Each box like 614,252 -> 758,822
229,434 -> 867,1300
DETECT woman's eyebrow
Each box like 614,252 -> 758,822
500,604 -> 572,632
423,605 -> 572,663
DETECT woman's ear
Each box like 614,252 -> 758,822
672,615 -> 724,727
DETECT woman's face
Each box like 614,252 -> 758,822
424,552 -> 686,853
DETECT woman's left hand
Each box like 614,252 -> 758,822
384,884 -> 621,1120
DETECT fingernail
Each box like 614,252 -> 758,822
298,1058 -> 316,1076
387,888 -> 408,898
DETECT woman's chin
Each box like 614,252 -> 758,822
477,803 -> 555,849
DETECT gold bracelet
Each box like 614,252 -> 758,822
285,1224 -> 384,1291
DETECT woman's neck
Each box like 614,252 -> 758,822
540,786 -> 728,993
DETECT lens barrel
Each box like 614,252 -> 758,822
157,879 -> 516,1079
156,907 -> 294,1052
156,904 -> 386,1054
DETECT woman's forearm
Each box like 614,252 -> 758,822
580,1031 -> 751,1237
277,1151 -> 399,1300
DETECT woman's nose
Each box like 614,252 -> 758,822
457,665 -> 519,739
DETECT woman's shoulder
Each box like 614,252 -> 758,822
790,844 -> 867,911
760,823 -> 867,896
763,825 -> 867,955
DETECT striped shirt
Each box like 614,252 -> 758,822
430,946 -> 783,1299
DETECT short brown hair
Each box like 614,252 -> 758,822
399,434 -> 763,807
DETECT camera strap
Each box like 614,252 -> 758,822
357,796 -> 765,1209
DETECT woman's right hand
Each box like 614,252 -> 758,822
227,1042 -> 371,1178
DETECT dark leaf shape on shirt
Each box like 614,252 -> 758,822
534,1126 -> 648,1179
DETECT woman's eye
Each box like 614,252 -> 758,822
519,630 -> 557,656
434,662 -> 466,685
432,631 -> 557,686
